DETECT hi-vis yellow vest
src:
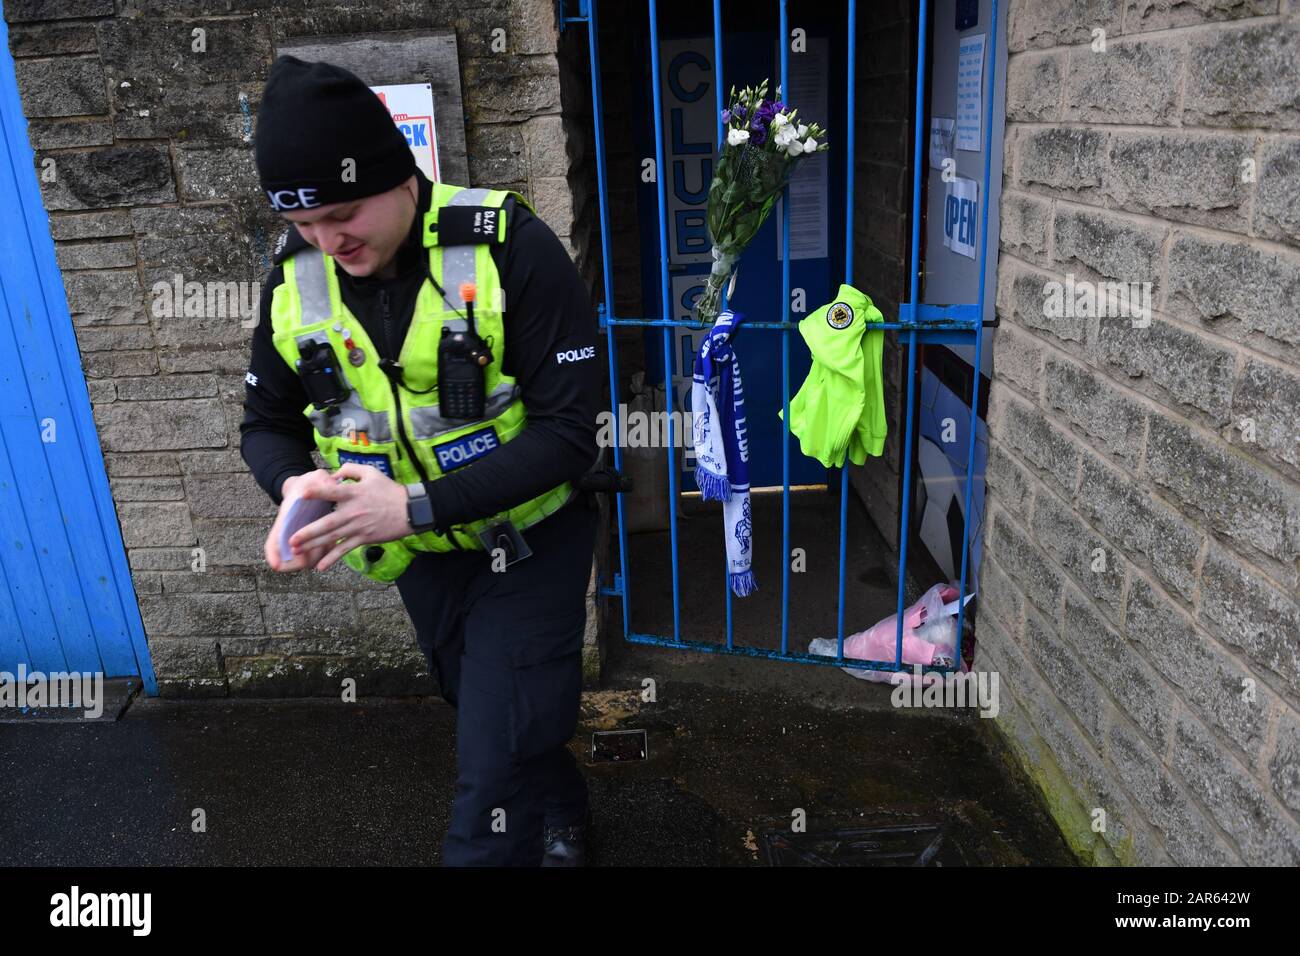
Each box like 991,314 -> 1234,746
270,183 -> 575,583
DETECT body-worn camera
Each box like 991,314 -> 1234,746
296,340 -> 350,412
438,326 -> 491,420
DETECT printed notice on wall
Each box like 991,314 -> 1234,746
775,35 -> 829,261
929,117 -> 956,170
943,175 -> 979,259
955,33 -> 986,152
371,83 -> 441,182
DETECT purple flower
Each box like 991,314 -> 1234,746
732,103 -> 747,121
721,108 -> 732,124
749,118 -> 767,146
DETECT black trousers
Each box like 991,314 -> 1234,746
395,494 -> 599,866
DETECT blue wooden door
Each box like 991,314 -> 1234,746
0,17 -> 156,693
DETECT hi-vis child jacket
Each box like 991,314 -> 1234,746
780,283 -> 887,468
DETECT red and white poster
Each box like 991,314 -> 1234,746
371,83 -> 440,182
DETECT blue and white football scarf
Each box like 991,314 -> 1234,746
691,309 -> 757,597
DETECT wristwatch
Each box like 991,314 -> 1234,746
405,482 -> 435,532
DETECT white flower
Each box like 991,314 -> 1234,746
771,112 -> 790,129
774,125 -> 798,147
728,127 -> 750,146
802,137 -> 818,152
783,138 -> 806,156
796,123 -> 808,138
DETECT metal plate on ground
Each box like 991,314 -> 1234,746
591,729 -> 648,762
759,823 -> 950,866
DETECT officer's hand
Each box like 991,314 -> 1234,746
285,462 -> 413,572
263,469 -> 336,572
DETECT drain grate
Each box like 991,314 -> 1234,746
759,822 -> 950,866
590,728 -> 648,762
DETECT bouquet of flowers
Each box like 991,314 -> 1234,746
693,79 -> 830,326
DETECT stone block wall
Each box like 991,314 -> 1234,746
6,0 -> 599,696
976,0 -> 1300,864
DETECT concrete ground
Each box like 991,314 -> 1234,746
0,490 -> 1072,866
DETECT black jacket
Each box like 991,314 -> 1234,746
239,170 -> 602,531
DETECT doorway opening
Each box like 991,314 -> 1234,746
565,0 -> 1005,674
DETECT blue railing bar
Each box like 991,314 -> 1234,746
895,0 -> 931,670
897,303 -> 982,323
625,632 -> 960,673
714,0 -> 725,150
974,4 -> 997,319
712,0 -> 735,652
837,0 -> 858,662
585,3 -> 615,327
647,0 -> 682,643
557,0 -> 592,31
585,4 -> 633,643
605,316 -> 634,637
779,0 -> 791,656
603,315 -> 979,331
953,0 -> 1001,667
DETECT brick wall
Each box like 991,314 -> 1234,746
976,0 -> 1300,864
5,0 -> 596,696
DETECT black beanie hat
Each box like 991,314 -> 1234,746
254,55 -> 416,211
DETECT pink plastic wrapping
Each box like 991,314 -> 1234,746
840,583 -> 964,685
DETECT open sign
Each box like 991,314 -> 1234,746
942,175 -> 979,260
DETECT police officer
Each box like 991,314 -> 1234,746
240,56 -> 602,866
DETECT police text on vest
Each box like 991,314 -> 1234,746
434,427 -> 500,472
556,346 -> 596,364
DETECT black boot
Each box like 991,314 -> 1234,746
542,811 -> 589,867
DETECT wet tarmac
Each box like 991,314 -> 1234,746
0,667 -> 1072,866
0,489 -> 1073,866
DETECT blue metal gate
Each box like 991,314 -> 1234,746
566,0 -> 998,675
0,16 -> 157,693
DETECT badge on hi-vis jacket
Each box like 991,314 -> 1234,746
826,301 -> 854,329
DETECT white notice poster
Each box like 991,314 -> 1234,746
371,83 -> 441,182
775,35 -> 829,261
955,33 -> 986,152
929,117 -> 955,170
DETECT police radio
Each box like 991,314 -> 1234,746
296,339 -> 350,414
438,281 -> 492,420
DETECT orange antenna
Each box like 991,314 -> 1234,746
460,281 -> 477,304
